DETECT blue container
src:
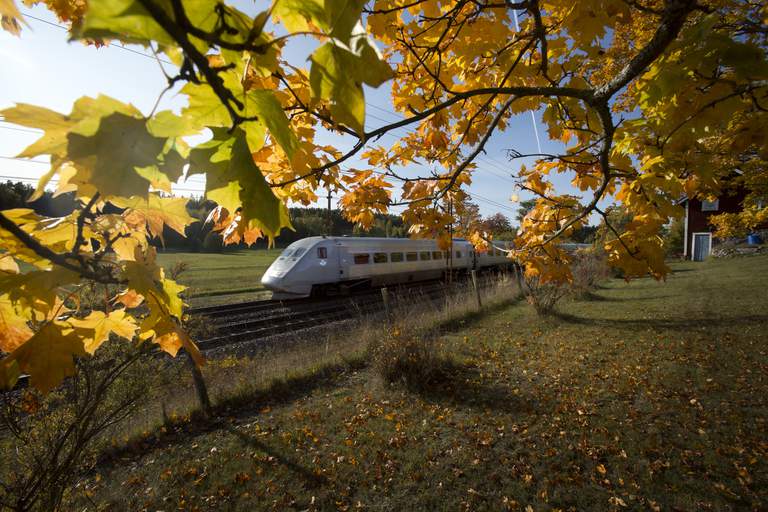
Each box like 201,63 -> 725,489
747,233 -> 763,245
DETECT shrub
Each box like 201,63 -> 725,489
523,275 -> 569,316
0,342 -> 153,512
570,249 -> 610,298
370,330 -> 444,390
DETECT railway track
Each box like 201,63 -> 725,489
192,275 -> 500,351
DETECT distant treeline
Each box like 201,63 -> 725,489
183,198 -> 409,252
0,181 -> 408,253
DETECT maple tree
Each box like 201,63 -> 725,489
1,0 -> 767,391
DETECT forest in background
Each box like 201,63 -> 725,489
0,181 -> 661,253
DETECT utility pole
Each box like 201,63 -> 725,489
326,186 -> 332,236
448,197 -> 453,286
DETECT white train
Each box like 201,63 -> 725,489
261,236 -> 512,299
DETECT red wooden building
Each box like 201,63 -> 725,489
680,186 -> 764,261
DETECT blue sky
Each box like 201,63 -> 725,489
0,3 -> 589,223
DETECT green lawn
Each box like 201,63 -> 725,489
79,255 -> 768,510
156,249 -> 282,306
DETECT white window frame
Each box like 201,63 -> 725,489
701,199 -> 719,212
691,232 -> 712,261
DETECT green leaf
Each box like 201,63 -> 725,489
0,95 -> 142,160
310,27 -> 391,135
187,128 -> 235,177
190,130 -> 291,241
67,112 -> 167,199
181,82 -> 234,129
0,104 -> 71,158
77,0 -> 175,46
325,0 -> 367,41
147,110 -> 201,138
273,0 -> 365,41
182,83 -> 295,158
272,0 -> 325,33
232,131 -> 292,240
248,89 -> 298,158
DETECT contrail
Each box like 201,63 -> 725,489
512,9 -> 543,155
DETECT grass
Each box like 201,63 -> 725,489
156,249 -> 281,306
75,256 -> 768,510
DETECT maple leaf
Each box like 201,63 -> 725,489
0,254 -> 19,274
153,319 -> 204,367
3,322 -> 86,393
68,309 -> 138,354
111,194 -> 196,240
189,130 -> 292,244
67,112 -> 166,199
115,289 -> 144,309
310,24 -> 392,135
0,294 -> 33,352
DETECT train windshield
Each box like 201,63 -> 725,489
278,249 -> 294,260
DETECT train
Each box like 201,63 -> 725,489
260,236 -> 513,299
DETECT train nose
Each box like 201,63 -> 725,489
260,271 -> 286,292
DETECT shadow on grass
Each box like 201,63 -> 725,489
572,291 -> 619,302
436,294 -> 525,332
406,359 -> 534,414
97,357 -> 367,466
219,357 -> 368,418
573,292 -> 676,302
553,312 -> 768,331
227,425 -> 328,488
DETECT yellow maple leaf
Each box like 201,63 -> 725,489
0,254 -> 19,274
3,322 -> 86,393
68,309 -> 138,354
153,319 -> 204,366
112,194 -> 195,240
0,294 -> 33,352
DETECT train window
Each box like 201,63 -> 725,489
353,253 -> 370,264
406,252 -> 418,262
293,248 -> 305,258
456,251 -> 462,259
317,247 -> 327,259
420,251 -> 431,260
278,249 -> 293,259
373,252 -> 388,263
390,252 -> 404,262
432,251 -> 443,259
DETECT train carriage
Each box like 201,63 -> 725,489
261,236 -> 512,299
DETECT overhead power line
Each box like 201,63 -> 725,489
22,12 -> 173,65
0,155 -> 48,164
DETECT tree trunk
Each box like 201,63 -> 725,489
186,353 -> 212,418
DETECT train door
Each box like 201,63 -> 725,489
337,243 -> 350,281
470,250 -> 477,270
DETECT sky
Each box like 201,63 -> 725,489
0,3 -> 590,223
